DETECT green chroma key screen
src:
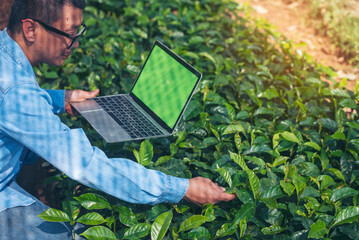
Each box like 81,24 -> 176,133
131,45 -> 199,129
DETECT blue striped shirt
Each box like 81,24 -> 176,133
0,29 -> 188,212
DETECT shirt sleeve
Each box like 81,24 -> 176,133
0,83 -> 188,205
44,89 -> 65,114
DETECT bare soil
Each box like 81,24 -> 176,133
236,0 -> 358,91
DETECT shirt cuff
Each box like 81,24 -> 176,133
44,89 -> 65,114
157,175 -> 189,204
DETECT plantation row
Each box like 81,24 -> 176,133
36,0 -> 359,239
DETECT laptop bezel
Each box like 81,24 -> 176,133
129,40 -> 202,133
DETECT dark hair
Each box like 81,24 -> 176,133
7,0 -> 86,34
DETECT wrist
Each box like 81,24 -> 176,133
65,90 -> 72,103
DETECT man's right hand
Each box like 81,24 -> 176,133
183,177 -> 236,206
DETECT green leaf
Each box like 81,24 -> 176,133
186,227 -> 211,240
223,124 -> 245,135
175,131 -> 187,145
332,206 -> 359,228
330,187 -> 358,202
247,169 -> 260,199
77,212 -> 106,225
319,118 -> 338,132
225,103 -> 236,120
235,188 -> 253,204
155,156 -> 172,166
37,208 -> 71,222
118,206 -> 138,227
217,165 -> 233,188
234,203 -> 255,224
273,133 -> 281,149
200,52 -> 216,66
280,180 -> 295,196
204,205 -> 216,222
215,222 -> 237,238
151,210 -> 173,240
280,131 -> 301,144
327,168 -> 346,182
272,156 -> 288,167
133,28 -> 148,38
183,100 -> 202,121
123,223 -> 151,239
62,199 -> 80,221
319,175 -> 335,190
292,176 -> 307,199
178,141 -> 193,149
135,139 -> 154,166
339,98 -> 358,109
261,225 -> 284,235
44,71 -> 59,79
308,220 -> 328,239
299,162 -> 320,177
229,151 -> 248,171
245,156 -> 266,167
330,132 -> 347,141
261,185 -> 284,199
304,142 -> 321,151
147,205 -> 169,222
201,137 -> 219,149
243,145 -> 274,155
80,226 -> 117,240
74,193 -> 111,210
329,89 -> 350,98
253,107 -> 273,116
260,198 -> 278,210
258,87 -> 279,100
240,217 -> 247,237
178,215 -> 209,232
234,133 -> 241,151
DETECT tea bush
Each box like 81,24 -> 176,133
304,0 -> 359,66
36,0 -> 359,239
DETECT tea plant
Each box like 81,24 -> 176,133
37,0 -> 359,239
304,0 -> 359,66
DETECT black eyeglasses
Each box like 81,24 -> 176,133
21,18 -> 86,50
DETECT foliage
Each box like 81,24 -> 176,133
36,0 -> 359,239
304,0 -> 359,66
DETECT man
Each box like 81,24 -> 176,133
0,0 -> 235,239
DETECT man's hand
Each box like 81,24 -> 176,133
65,89 -> 100,116
184,177 -> 236,206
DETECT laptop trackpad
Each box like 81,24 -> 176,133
80,110 -> 131,143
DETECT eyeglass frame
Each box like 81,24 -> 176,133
21,18 -> 86,50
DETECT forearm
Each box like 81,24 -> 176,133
80,147 -> 189,205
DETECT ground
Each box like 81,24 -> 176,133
235,0 -> 358,91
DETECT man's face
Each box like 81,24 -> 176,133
36,4 -> 83,66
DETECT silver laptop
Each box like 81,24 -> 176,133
71,41 -> 202,143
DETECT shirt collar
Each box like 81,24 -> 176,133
0,28 -> 33,69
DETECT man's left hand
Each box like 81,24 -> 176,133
65,89 -> 100,116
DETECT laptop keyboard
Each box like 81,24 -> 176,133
94,95 -> 163,139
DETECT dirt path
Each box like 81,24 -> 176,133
236,0 -> 358,91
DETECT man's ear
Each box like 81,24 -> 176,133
21,19 -> 36,43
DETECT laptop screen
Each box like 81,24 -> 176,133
131,43 -> 201,130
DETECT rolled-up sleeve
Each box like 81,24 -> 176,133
0,83 -> 188,205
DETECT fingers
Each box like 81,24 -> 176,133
185,177 -> 236,206
91,89 -> 100,96
84,89 -> 99,99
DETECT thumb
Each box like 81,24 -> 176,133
86,89 -> 100,98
